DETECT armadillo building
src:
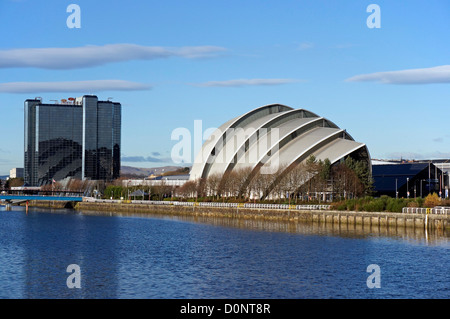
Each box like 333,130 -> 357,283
190,104 -> 370,197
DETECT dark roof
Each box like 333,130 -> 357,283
372,163 -> 429,177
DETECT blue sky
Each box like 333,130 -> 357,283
0,0 -> 449,175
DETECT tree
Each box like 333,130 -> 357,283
341,157 -> 373,196
331,162 -> 363,199
104,185 -> 124,199
196,177 -> 207,199
178,180 -> 197,199
305,155 -> 319,199
247,170 -> 265,201
234,167 -> 253,199
288,163 -> 309,203
219,170 -> 241,200
6,177 -> 24,188
424,192 -> 440,208
206,173 -> 222,200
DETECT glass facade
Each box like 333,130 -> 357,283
24,96 -> 121,186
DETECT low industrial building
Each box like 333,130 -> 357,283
372,162 -> 448,198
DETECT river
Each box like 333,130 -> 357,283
0,205 -> 448,299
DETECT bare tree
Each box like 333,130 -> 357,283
178,180 -> 197,199
196,177 -> 207,199
220,171 -> 240,199
234,167 -> 253,200
206,173 -> 222,200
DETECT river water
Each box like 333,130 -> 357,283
0,206 -> 448,299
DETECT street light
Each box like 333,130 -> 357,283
414,182 -> 417,199
407,177 -> 410,199
395,178 -> 398,199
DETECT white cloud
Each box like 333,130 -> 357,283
297,42 -> 314,51
0,80 -> 152,93
346,65 -> 450,84
191,78 -> 302,88
0,44 -> 226,69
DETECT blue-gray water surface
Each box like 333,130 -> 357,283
0,206 -> 448,299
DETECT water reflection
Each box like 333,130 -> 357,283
0,206 -> 27,298
91,210 -> 449,246
1,206 -> 449,299
21,207 -> 120,298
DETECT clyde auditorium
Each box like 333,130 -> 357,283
190,104 -> 370,189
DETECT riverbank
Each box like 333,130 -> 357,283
73,201 -> 449,233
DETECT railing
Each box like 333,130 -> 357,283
83,197 -> 331,210
402,207 -> 449,215
84,198 -> 450,214
0,194 -> 83,201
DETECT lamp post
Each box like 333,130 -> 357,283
407,178 -> 410,199
395,178 -> 398,199
414,182 -> 416,199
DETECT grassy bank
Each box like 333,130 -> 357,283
330,194 -> 449,212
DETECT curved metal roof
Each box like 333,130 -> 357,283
190,104 -> 292,179
189,105 -> 371,198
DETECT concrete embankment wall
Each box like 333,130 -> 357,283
74,201 -> 449,231
26,200 -> 73,209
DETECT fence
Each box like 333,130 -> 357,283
83,197 -> 330,210
84,197 -> 450,214
402,207 -> 449,215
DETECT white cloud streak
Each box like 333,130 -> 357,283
297,42 -> 314,51
0,80 -> 152,93
0,44 -> 226,69
346,65 -> 450,84
191,78 -> 302,88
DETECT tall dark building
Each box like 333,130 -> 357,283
24,95 -> 121,186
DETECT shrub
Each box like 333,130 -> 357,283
424,193 -> 440,208
362,198 -> 385,212
330,195 -> 415,212
406,200 -> 419,208
385,197 -> 406,213
415,197 -> 424,207
346,199 -> 357,211
330,201 -> 347,211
